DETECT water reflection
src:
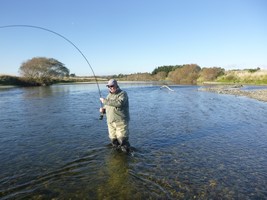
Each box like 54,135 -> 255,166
22,86 -> 54,99
97,151 -> 131,199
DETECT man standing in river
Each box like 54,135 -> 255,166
100,79 -> 130,153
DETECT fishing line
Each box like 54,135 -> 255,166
0,24 -> 102,97
0,24 -> 104,119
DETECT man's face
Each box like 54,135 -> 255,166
108,85 -> 117,93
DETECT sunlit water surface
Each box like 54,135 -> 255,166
0,84 -> 267,199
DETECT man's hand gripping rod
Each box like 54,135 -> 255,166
99,98 -> 105,120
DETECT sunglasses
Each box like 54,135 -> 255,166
108,85 -> 115,88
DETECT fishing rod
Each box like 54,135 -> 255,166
0,24 -> 104,120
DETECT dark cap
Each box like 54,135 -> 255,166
106,79 -> 118,87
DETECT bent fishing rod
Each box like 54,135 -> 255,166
0,24 -> 104,120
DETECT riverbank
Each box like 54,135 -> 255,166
199,85 -> 267,102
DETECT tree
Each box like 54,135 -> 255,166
152,65 -> 182,75
19,57 -> 69,85
168,64 -> 201,84
153,71 -> 167,80
198,67 -> 225,82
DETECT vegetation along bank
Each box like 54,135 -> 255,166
1,56 -> 267,87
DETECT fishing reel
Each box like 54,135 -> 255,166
99,108 -> 106,120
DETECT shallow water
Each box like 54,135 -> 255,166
0,83 -> 267,199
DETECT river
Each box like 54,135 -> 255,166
0,83 -> 267,199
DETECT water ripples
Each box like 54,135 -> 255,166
1,84 -> 267,199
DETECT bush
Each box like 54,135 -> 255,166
167,64 -> 201,84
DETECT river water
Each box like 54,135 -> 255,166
0,83 -> 267,199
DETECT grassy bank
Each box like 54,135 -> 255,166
215,70 -> 267,85
0,75 -> 108,87
0,75 -> 40,86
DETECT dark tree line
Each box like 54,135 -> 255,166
152,65 -> 182,75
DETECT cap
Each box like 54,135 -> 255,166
106,79 -> 118,87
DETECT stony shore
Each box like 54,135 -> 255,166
199,85 -> 267,102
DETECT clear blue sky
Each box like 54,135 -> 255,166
1,0 -> 266,76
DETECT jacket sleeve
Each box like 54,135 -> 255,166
104,91 -> 128,108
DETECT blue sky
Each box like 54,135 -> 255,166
0,0 -> 266,76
